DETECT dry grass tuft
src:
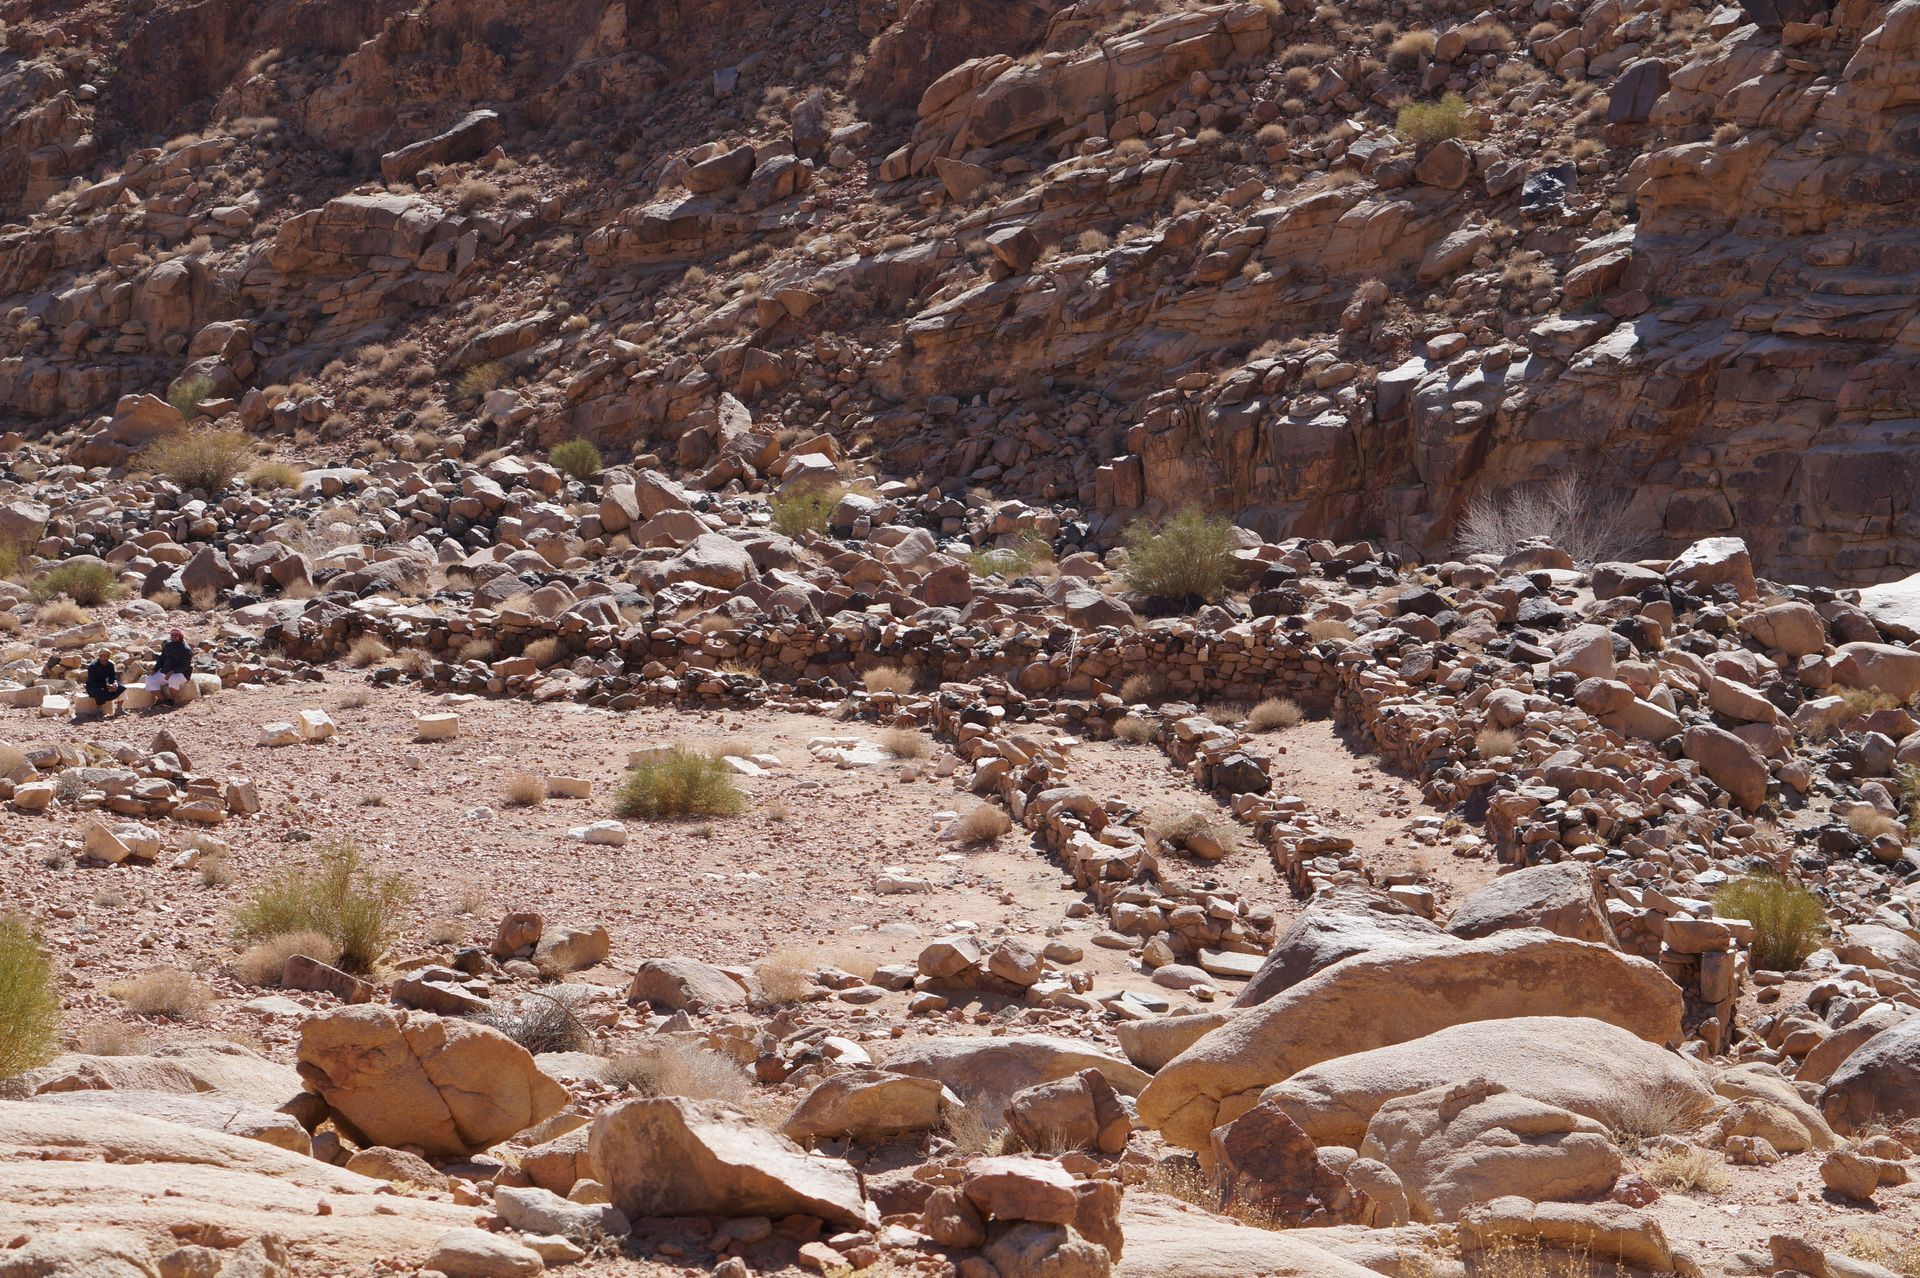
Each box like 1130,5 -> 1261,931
1114,715 -> 1154,744
1595,1082 -> 1710,1154
1844,1230 -> 1920,1277
862,665 -> 914,696
523,636 -> 563,666
109,968 -> 212,1021
951,803 -> 1013,845
35,599 -> 90,628
1476,726 -> 1520,759
247,460 -> 303,491
1119,671 -> 1163,703
140,430 -> 252,493
1846,807 -> 1902,841
70,1021 -> 151,1057
1304,618 -> 1356,642
880,728 -> 930,760
1246,697 -> 1302,732
605,1040 -> 753,1104
1644,1144 -> 1731,1194
345,634 -> 390,668
502,772 -> 546,807
232,929 -> 340,986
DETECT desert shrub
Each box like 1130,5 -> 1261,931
881,728 -> 929,760
1387,29 -> 1436,70
247,460 -> 303,490
769,485 -> 844,538
754,949 -> 825,1005
606,1040 -> 752,1104
0,915 -> 60,1079
862,665 -> 914,695
1119,671 -> 1163,703
345,634 -> 390,668
1304,618 -> 1356,642
141,430 -> 252,493
109,968 -> 211,1021
1149,806 -> 1233,851
523,636 -> 564,667
1247,697 -> 1302,732
1114,715 -> 1154,744
1396,92 -> 1480,147
476,990 -> 592,1054
28,561 -> 120,606
1712,873 -> 1829,972
1644,1144 -> 1730,1194
1476,726 -> 1520,759
455,362 -> 505,402
1123,507 -> 1237,604
1902,764 -> 1920,836
1455,472 -> 1644,565
232,842 -> 413,974
951,803 -> 1013,845
167,375 -> 217,419
1844,1231 -> 1920,1277
614,748 -> 746,820
1835,687 -> 1902,723
549,439 -> 602,481
199,855 -> 235,887
502,773 -> 545,807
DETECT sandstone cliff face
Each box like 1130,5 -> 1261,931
0,0 -> 1916,582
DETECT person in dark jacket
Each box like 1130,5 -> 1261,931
145,628 -> 193,699
84,652 -> 123,716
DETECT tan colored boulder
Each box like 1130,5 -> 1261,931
1679,724 -> 1768,811
1211,1101 -> 1361,1226
1798,1002 -> 1907,1084
16,1043 -> 302,1110
1710,1064 -> 1837,1150
1359,1080 -> 1622,1223
1114,1011 -> 1234,1071
1004,1068 -> 1133,1155
425,1227 -> 544,1278
880,1035 -> 1148,1123
1114,1195 -> 1385,1277
30,1090 -> 310,1156
1443,863 -> 1616,945
1455,1197 -> 1693,1274
1739,602 -> 1826,657
1820,1013 -> 1920,1135
589,1096 -> 874,1228
1667,536 -> 1755,601
1139,932 -> 1683,1153
296,1006 -> 567,1157
1257,1016 -> 1711,1148
1233,889 -> 1451,1008
518,1126 -> 595,1196
1832,922 -> 1920,981
780,1070 -> 953,1143
0,1100 -> 480,1268
0,1230 -> 157,1278
624,957 -> 746,1011
1832,641 -> 1920,700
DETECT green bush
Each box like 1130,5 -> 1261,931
1396,92 -> 1480,147
1123,507 -> 1238,604
1713,873 -> 1829,972
232,841 -> 414,974
141,429 -> 252,493
614,748 -> 746,820
769,485 -> 845,539
167,375 -> 217,419
0,914 -> 60,1079
456,361 -> 505,402
29,560 -> 121,606
549,439 -> 603,482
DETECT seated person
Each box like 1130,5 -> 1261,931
145,628 -> 194,697
84,652 -> 124,715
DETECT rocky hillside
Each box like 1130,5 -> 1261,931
2,0 -> 1918,582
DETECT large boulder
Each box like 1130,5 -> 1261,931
1444,863 -> 1616,945
14,1043 -> 302,1109
1115,1196 -> 1385,1277
295,1006 -> 567,1157
650,533 -> 759,590
625,957 -> 746,1011
1211,1100 -> 1362,1226
1004,1068 -> 1133,1156
880,1036 -> 1149,1123
1831,923 -> 1920,982
781,1071 -> 954,1144
1832,641 -> 1920,700
1739,602 -> 1827,657
1857,570 -> 1920,641
1820,1013 -> 1920,1135
0,1100 -> 480,1266
1455,1197 -> 1693,1274
1359,1080 -> 1622,1223
1667,536 -> 1756,600
1257,1016 -> 1712,1148
1138,932 -> 1684,1153
1233,890 -> 1453,1008
590,1097 -> 874,1228
1679,725 -> 1769,811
